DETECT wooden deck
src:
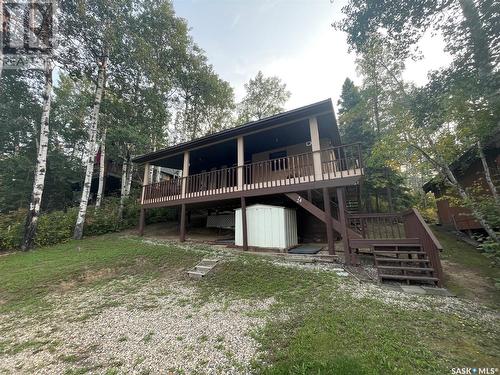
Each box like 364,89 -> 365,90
141,144 -> 363,207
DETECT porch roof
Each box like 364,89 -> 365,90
132,98 -> 340,165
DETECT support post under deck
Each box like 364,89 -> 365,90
322,188 -> 335,255
241,196 -> 248,251
180,204 -> 186,242
337,187 -> 353,265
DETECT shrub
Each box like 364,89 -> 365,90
0,197 -> 141,252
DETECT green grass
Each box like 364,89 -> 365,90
197,255 -> 499,375
0,234 -> 201,314
0,233 -> 499,374
432,226 -> 500,307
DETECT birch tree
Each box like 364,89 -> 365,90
95,128 -> 106,209
21,59 -> 53,250
74,55 -> 107,239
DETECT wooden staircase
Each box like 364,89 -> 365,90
373,243 -> 439,285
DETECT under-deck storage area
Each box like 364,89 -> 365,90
235,204 -> 298,250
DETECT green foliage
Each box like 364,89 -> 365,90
477,237 -> 500,265
237,71 -> 291,124
0,198 -> 140,252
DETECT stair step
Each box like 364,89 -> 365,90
376,258 -> 430,263
187,271 -> 205,279
379,274 -> 438,281
373,243 -> 422,248
374,251 -> 426,255
195,265 -> 213,272
377,266 -> 434,272
187,259 -> 220,279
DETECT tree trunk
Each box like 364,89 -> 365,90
412,138 -> 498,242
155,166 -> 162,183
125,162 -> 133,196
74,55 -> 107,240
477,140 -> 499,205
118,158 -> 128,220
95,129 -> 107,209
442,162 -> 498,242
21,59 -> 53,250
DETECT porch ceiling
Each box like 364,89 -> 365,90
132,98 -> 341,165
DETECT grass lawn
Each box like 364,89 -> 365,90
432,226 -> 500,308
0,233 -> 498,374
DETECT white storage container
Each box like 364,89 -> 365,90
235,204 -> 298,250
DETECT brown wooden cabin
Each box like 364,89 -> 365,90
133,99 -> 444,286
423,133 -> 500,233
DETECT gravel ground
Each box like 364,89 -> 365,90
0,276 -> 274,374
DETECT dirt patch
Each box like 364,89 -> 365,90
441,259 -> 497,305
57,268 -> 119,294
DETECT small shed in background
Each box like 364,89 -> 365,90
235,204 -> 298,250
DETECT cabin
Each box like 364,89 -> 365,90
133,99 -> 444,286
423,132 -> 500,233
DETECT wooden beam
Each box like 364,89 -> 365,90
139,208 -> 145,236
237,136 -> 244,190
180,204 -> 186,242
181,151 -> 190,198
284,192 -> 362,239
142,175 -> 363,209
241,197 -> 248,251
308,117 -> 322,180
322,188 -> 335,255
337,187 -> 353,265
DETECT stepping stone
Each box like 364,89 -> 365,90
187,258 -> 220,279
401,285 -> 426,295
335,271 -> 349,277
421,287 -> 455,297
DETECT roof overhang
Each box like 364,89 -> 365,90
132,99 -> 339,164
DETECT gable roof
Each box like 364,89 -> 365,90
132,99 -> 339,164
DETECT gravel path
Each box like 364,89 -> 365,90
0,277 -> 274,374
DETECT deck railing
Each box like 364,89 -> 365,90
348,208 -> 444,286
142,143 -> 362,204
402,208 -> 444,286
347,212 -> 405,239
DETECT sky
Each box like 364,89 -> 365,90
171,0 -> 453,111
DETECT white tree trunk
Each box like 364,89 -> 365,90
477,140 -> 499,205
118,157 -> 128,220
411,137 -> 498,242
21,59 -> 53,250
125,162 -> 134,196
442,161 -> 498,242
95,129 -> 107,209
74,56 -> 107,240
155,166 -> 162,183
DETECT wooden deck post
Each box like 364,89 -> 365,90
181,151 -> 190,198
139,208 -> 145,236
322,187 -> 335,255
241,196 -> 248,251
309,117 -> 323,181
237,136 -> 244,190
337,187 -> 353,265
180,203 -> 186,242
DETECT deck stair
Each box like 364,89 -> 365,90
373,244 -> 438,285
187,258 -> 220,279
